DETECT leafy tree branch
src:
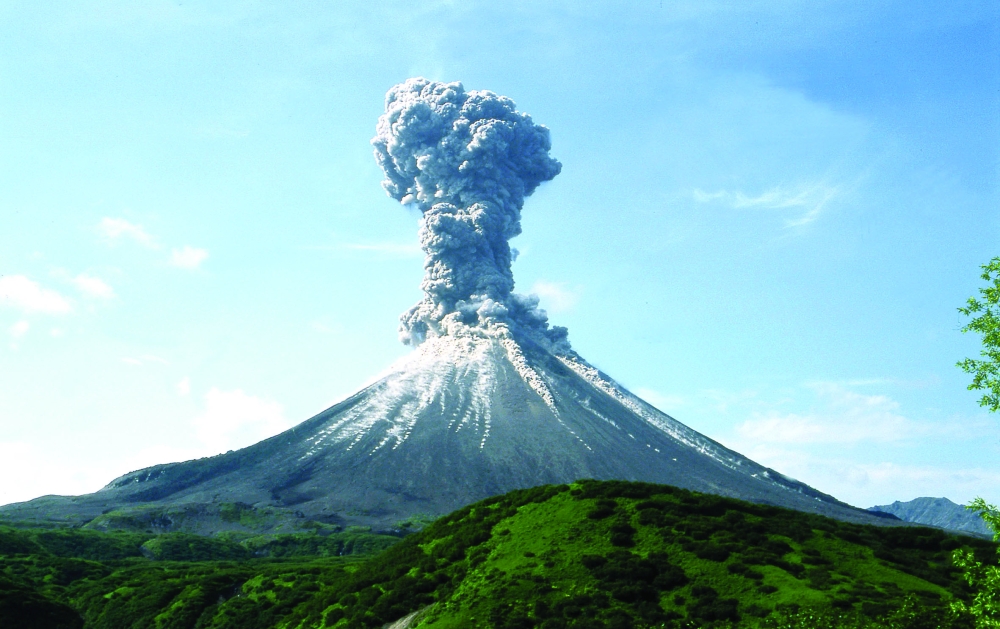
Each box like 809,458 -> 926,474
952,499 -> 1000,627
958,257 -> 1000,413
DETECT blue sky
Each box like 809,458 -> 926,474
1,0 -> 997,509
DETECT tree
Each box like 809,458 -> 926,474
958,257 -> 1000,413
951,499 -> 1000,627
953,260 -> 1000,627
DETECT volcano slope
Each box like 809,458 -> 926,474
0,333 -> 895,532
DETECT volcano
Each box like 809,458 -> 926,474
0,331 -> 891,530
0,79 -> 894,531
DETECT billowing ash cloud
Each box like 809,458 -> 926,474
372,78 -> 571,353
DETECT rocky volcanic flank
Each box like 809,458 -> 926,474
0,79 -> 897,532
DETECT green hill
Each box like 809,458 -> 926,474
0,481 -> 995,628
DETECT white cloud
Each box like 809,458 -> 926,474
192,388 -> 292,453
121,357 -> 142,366
99,217 -> 157,247
0,441 -> 171,507
0,442 -> 63,505
170,246 -> 209,270
735,382 -> 917,445
703,380 -> 1000,506
72,273 -> 115,299
9,320 -> 29,338
839,463 -> 1000,505
529,280 -> 579,313
177,376 -> 191,396
734,441 -> 1000,508
98,218 -> 208,270
738,412 -> 904,445
0,275 -> 73,314
693,183 -> 838,227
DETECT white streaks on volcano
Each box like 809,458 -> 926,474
557,356 -> 743,470
298,334 -> 600,458
498,335 -> 557,413
576,396 -> 619,429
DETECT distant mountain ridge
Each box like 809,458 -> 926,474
868,497 -> 992,538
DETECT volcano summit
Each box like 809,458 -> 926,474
0,79 -> 892,531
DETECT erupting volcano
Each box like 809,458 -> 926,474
0,79 -> 893,531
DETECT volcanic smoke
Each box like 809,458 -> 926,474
372,78 -> 571,353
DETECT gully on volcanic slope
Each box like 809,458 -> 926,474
0,78 -> 899,531
0,331 -> 892,531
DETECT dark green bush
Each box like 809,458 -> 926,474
586,499 -> 618,520
0,575 -> 83,629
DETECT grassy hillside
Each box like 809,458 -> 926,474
0,524 -> 400,629
0,481 -> 995,628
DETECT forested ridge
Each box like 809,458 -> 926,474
1,481 -> 996,628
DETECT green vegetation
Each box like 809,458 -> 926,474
950,499 -> 1000,627
958,256 -> 1000,413
0,573 -> 83,629
0,523 -> 400,629
1,481 -> 997,628
77,501 -> 320,536
954,257 -> 1000,627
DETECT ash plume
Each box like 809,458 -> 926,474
372,78 -> 570,353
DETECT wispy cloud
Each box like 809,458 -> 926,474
735,382 -> 921,445
71,273 -> 115,299
170,246 -> 209,270
8,320 -> 29,338
0,441 -> 74,505
735,442 -> 1000,508
529,280 -> 579,313
0,275 -> 73,314
98,218 -> 209,271
99,217 -> 157,248
700,379 -> 1000,506
693,183 -> 838,227
192,388 -> 292,453
177,376 -> 191,396
855,464 -> 1000,508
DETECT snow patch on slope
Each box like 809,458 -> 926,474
557,356 -> 744,471
300,334 -> 587,458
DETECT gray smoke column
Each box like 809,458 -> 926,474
372,78 -> 571,352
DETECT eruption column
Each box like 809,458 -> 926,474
372,78 -> 570,353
